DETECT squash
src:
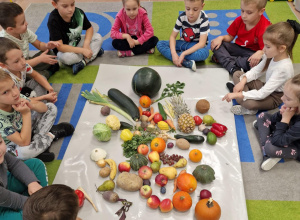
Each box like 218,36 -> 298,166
132,67 -> 162,98
176,173 -> 197,193
195,198 -> 221,220
130,154 -> 148,171
192,165 -> 215,184
172,191 -> 192,212
108,88 -> 140,122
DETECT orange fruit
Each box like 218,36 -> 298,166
189,149 -> 202,163
139,95 -> 151,108
150,137 -> 166,153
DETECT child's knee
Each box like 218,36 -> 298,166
93,33 -> 103,43
46,103 -> 58,115
57,52 -> 82,65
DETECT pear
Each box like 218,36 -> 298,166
150,161 -> 161,173
97,180 -> 115,191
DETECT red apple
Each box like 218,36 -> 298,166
155,174 -> 168,187
118,162 -> 131,173
199,189 -> 212,200
139,185 -> 152,199
137,144 -> 149,155
138,165 -> 153,179
148,151 -> 160,163
147,195 -> 160,209
159,198 -> 173,213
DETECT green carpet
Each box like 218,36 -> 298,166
44,160 -> 61,185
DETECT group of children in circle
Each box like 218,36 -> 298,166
0,0 -> 299,219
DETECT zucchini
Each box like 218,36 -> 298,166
108,89 -> 140,122
120,121 -> 133,130
174,134 -> 205,144
158,102 -> 167,120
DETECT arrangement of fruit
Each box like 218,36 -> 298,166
82,67 -> 229,220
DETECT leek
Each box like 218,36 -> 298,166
81,89 -> 135,125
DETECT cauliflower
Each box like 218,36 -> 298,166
105,115 -> 121,130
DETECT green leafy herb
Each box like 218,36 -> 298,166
153,81 -> 185,103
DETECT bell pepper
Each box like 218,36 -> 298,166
75,189 -> 85,207
210,123 -> 228,138
142,111 -> 151,117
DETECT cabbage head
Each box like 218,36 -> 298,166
93,123 -> 111,142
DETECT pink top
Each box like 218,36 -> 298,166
110,7 -> 154,45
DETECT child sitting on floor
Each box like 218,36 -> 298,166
0,69 -> 74,162
0,134 -> 48,220
210,0 -> 271,75
48,0 -> 104,75
23,184 -> 81,220
222,20 -> 300,115
0,37 -> 57,103
156,0 -> 210,71
110,0 -> 159,58
0,2 -> 60,79
254,74 -> 300,171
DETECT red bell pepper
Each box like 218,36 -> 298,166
210,123 -> 228,137
75,189 -> 85,207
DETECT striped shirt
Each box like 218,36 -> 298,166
173,10 -> 210,43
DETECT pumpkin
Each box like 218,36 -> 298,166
132,67 -> 162,98
172,191 -> 192,212
176,173 -> 197,193
195,198 -> 221,220
150,137 -> 166,153
130,154 -> 148,171
192,165 -> 215,184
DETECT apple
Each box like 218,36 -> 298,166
148,151 -> 160,163
118,162 -> 131,173
150,161 -> 161,173
139,185 -> 152,199
147,195 -> 160,209
137,144 -> 149,155
159,198 -> 173,213
155,174 -> 168,187
138,165 -> 153,179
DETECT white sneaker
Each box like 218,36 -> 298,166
253,120 -> 258,130
261,157 -> 281,171
231,105 -> 258,115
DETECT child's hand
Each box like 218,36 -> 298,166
172,53 -> 181,67
28,182 -> 42,195
178,53 -> 186,66
46,41 -> 60,49
39,50 -> 58,65
82,48 -> 93,59
233,81 -> 245,93
210,36 -> 223,50
126,36 -> 135,48
222,92 -> 242,102
12,100 -> 31,113
281,106 -> 296,123
248,52 -> 262,68
44,92 -> 58,103
134,40 -> 140,46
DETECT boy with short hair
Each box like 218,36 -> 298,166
156,0 -> 210,72
0,2 -> 60,79
23,184 -> 81,220
48,0 -> 104,75
210,0 -> 271,76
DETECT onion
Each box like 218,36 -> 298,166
199,189 -> 212,200
167,142 -> 174,148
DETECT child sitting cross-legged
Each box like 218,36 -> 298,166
0,69 -> 74,162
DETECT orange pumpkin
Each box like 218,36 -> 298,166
195,198 -> 221,220
139,95 -> 151,108
172,191 -> 192,212
189,149 -> 202,163
176,173 -> 197,193
150,137 -> 166,153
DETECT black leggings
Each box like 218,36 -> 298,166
112,35 -> 158,55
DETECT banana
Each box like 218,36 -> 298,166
173,158 -> 187,168
105,159 -> 117,180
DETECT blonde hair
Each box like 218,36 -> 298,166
286,74 -> 300,103
242,0 -> 267,10
0,68 -> 12,82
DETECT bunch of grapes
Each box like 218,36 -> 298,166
159,152 -> 184,166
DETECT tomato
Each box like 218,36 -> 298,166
142,111 -> 151,117
153,113 -> 163,123
193,116 -> 202,126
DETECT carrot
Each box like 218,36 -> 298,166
138,106 -> 142,117
150,106 -> 154,114
148,112 -> 159,122
173,170 -> 186,193
165,119 -> 176,130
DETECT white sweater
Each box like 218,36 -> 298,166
241,55 -> 294,101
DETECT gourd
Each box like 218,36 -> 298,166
172,191 -> 192,212
129,154 -> 148,171
108,89 -> 140,122
195,198 -> 221,220
131,67 -> 162,98
192,165 -> 215,184
176,173 -> 197,193
90,148 -> 107,162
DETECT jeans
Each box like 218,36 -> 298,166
156,40 -> 209,62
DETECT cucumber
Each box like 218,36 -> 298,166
108,88 -> 140,122
158,102 -> 167,120
120,121 -> 133,130
174,134 -> 205,144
